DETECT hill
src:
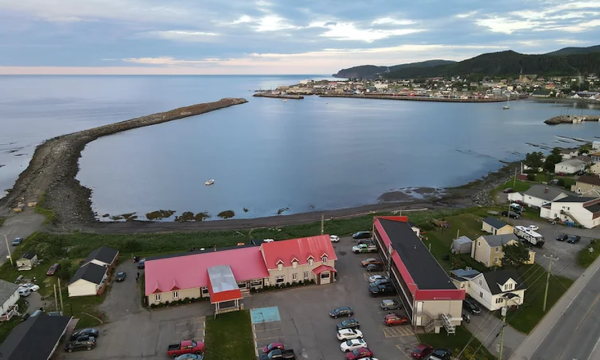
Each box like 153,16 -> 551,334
545,45 -> 600,56
333,60 -> 455,79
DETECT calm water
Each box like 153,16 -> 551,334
1,76 -> 600,220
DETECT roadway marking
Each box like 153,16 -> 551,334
254,327 -> 281,333
383,326 -> 414,338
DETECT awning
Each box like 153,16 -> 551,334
207,265 -> 242,304
312,264 -> 337,275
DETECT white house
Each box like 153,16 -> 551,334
555,159 -> 586,174
591,152 -> 600,164
540,196 -> 600,228
591,163 -> 600,175
593,140 -> 600,150
466,269 -> 526,311
507,184 -> 571,208
560,148 -> 578,160
16,251 -> 38,271
68,263 -> 108,297
0,280 -> 20,322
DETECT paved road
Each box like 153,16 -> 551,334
0,209 -> 44,264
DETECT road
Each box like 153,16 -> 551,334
0,209 -> 45,265
519,259 -> 600,360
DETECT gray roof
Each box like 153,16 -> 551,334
482,217 -> 508,230
554,196 -> 596,203
0,279 -> 20,306
482,269 -> 524,295
522,184 -> 570,202
481,234 -> 518,247
557,159 -> 586,167
0,314 -> 71,360
84,246 -> 119,265
20,251 -> 36,260
453,236 -> 473,245
69,262 -> 107,285
207,265 -> 239,295
451,269 -> 480,281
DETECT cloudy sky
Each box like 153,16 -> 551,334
0,0 -> 598,74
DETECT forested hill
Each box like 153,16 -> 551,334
333,60 -> 455,79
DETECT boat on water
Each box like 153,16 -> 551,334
282,99 -> 288,102
205,179 -> 215,186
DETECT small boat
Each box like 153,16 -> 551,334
205,179 -> 215,186
282,99 -> 288,102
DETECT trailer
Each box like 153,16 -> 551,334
514,226 -> 545,247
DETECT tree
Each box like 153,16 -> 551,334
524,151 -> 544,171
55,260 -> 74,281
544,147 -> 563,173
502,242 -> 530,268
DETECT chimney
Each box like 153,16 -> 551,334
545,187 -> 548,193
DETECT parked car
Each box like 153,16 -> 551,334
345,347 -> 373,360
71,328 -> 99,341
175,355 -> 203,360
366,263 -> 383,272
336,318 -> 360,330
46,263 -> 61,276
567,235 -> 581,244
380,299 -> 400,310
341,339 -> 368,352
352,231 -> 371,239
137,259 -> 146,269
330,306 -> 354,318
361,258 -> 382,267
410,343 -> 433,359
167,340 -> 205,358
115,272 -> 126,282
262,343 -> 285,354
428,348 -> 452,360
259,349 -> 296,360
556,234 -> 568,241
337,329 -> 363,341
353,244 -> 377,254
357,239 -> 374,245
384,314 -> 409,326
369,284 -> 396,297
330,235 -> 340,243
372,278 -> 390,286
502,188 -> 514,193
463,298 -> 481,315
528,225 -> 539,231
65,336 -> 96,352
11,237 -> 23,246
18,288 -> 31,297
368,275 -> 386,283
501,210 -> 520,219
20,283 -> 39,292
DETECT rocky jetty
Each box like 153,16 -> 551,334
320,94 -> 523,103
544,115 -> 600,125
253,93 -> 304,99
0,98 -> 248,225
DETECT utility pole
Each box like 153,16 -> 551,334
513,167 -> 518,187
53,284 -> 59,312
320,214 -> 324,235
498,306 -> 508,360
1,233 -> 13,265
543,255 -> 559,312
58,278 -> 64,314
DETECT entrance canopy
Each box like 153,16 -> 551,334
312,264 -> 337,275
207,265 -> 242,304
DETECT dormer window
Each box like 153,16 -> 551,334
277,260 -> 284,271
322,255 -> 328,264
308,256 -> 314,266
292,259 -> 298,269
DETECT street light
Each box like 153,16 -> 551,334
0,233 -> 13,266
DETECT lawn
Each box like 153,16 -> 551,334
204,310 -> 255,360
534,173 -> 576,189
577,239 -> 600,268
418,326 -> 496,360
0,299 -> 28,343
496,179 -> 531,193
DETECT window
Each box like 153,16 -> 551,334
505,283 -> 513,290
292,273 -> 297,281
154,293 -> 161,301
496,298 -> 504,304
478,241 -> 481,247
321,272 -> 330,279
494,257 -> 499,263
292,260 -> 298,269
479,279 -> 482,285
303,271 -> 309,280
172,291 -> 179,299
277,263 -> 283,271
201,287 -> 209,295
308,258 -> 314,266
322,255 -> 328,264
276,275 -> 285,284
495,247 -> 500,253
479,292 -> 483,298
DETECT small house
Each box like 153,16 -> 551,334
83,246 -> 119,269
16,251 -> 38,271
554,159 -> 586,174
452,236 -> 473,254
68,263 -> 108,297
508,184 -> 572,208
471,234 -> 535,267
591,151 -> 600,164
467,269 -> 526,311
559,148 -> 578,160
481,217 -> 513,235
571,175 -> 600,196
593,140 -> 600,150
0,280 -> 20,322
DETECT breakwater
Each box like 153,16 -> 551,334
544,115 -> 600,125
0,98 -> 248,225
253,93 -> 304,100
320,94 -> 523,103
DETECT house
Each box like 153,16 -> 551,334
481,217 -> 514,235
452,236 -> 473,254
507,184 -> 572,208
559,148 -> 578,160
591,162 -> 600,175
466,269 -> 526,311
591,151 -> 600,163
540,196 -> 600,228
144,235 -> 337,310
16,251 -> 37,271
593,141 -> 600,150
554,159 -> 586,174
68,263 -> 108,297
471,234 -> 535,267
83,246 -> 119,268
0,280 -> 20,322
449,269 -> 481,291
571,175 -> 600,196
0,314 -> 71,360
372,216 -> 465,334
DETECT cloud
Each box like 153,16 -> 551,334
455,11 -> 478,18
311,22 -> 424,42
371,17 -> 415,26
144,30 -> 219,42
255,14 -> 300,32
475,18 -> 539,34
232,15 -> 253,24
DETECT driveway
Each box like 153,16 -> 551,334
0,209 -> 45,266
99,261 -> 144,321
464,307 -> 525,360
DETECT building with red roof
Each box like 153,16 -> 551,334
372,216 -> 465,334
144,235 -> 337,311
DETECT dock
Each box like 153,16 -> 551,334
253,93 -> 304,100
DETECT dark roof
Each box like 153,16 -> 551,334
0,314 -> 71,360
578,175 -> 600,186
553,196 -> 596,203
482,217 -> 508,229
20,251 -> 36,260
84,246 -> 119,265
586,203 -> 600,213
69,263 -> 107,285
482,269 -> 524,295
147,243 -> 259,261
379,219 -> 456,290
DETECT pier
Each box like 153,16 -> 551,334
253,93 -> 304,100
544,115 -> 600,125
319,94 -> 524,103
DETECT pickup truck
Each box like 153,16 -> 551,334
167,340 -> 205,358
352,244 -> 377,254
259,349 -> 296,360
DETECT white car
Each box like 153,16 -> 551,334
337,328 -> 364,341
20,283 -> 40,292
368,275 -> 386,283
18,288 -> 31,297
528,225 -> 539,231
330,235 -> 340,243
340,339 -> 367,352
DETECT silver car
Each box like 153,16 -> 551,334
380,299 -> 400,310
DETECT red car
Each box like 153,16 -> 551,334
262,343 -> 284,354
411,343 -> 433,359
345,347 -> 373,360
384,314 -> 409,326
47,263 -> 61,276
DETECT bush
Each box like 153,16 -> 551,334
557,179 -> 565,187
55,260 -> 74,281
526,173 -> 536,181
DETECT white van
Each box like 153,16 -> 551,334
18,287 -> 31,297
510,203 -> 523,212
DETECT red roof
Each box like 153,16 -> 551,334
312,264 -> 337,275
144,247 -> 269,296
260,235 -> 337,270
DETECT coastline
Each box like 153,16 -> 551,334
319,94 -> 523,103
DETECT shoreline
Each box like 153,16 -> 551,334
319,94 -> 524,103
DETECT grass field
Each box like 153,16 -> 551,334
418,326 -> 496,360
577,239 -> 600,268
204,311 -> 255,360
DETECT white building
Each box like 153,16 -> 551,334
507,184 -> 571,208
540,196 -> 600,228
68,263 -> 108,297
559,149 -> 578,160
593,140 -> 600,151
555,159 -> 586,174
0,280 -> 20,322
466,270 -> 526,311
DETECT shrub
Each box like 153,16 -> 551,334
526,173 -> 536,181
557,179 -> 565,187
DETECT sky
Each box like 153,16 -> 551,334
0,0 -> 598,75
